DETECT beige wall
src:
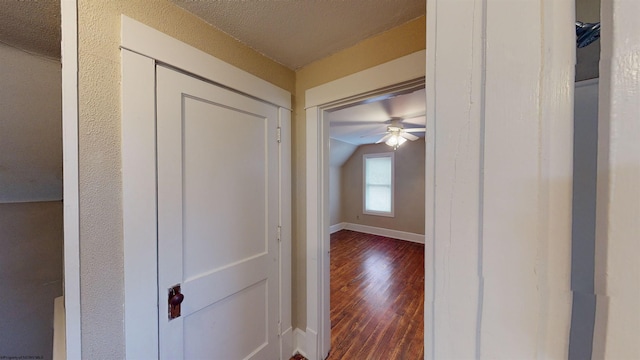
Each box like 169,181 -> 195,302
341,140 -> 425,234
292,15 -> 425,330
77,1 -> 294,356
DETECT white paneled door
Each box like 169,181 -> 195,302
156,65 -> 280,359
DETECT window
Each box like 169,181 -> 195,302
363,152 -> 394,217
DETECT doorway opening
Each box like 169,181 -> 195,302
304,50 -> 426,360
569,0 -> 601,358
324,85 -> 426,358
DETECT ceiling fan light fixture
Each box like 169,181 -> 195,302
385,132 -> 406,149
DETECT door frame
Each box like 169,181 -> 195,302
61,0 -> 81,358
304,50 -> 426,360
120,16 -> 292,359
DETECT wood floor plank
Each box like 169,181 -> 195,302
326,230 -> 424,360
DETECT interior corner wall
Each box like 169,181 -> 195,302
341,140 -> 425,235
77,1 -> 294,357
293,15 -> 426,331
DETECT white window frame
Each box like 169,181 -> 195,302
363,152 -> 395,217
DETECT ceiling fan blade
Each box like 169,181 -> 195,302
401,132 -> 419,141
400,112 -> 426,121
375,133 -> 393,144
330,120 -> 384,127
360,132 -> 387,138
403,128 -> 426,133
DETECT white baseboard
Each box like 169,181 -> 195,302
282,326 -> 293,359
329,222 -> 346,234
305,327 -> 318,360
293,328 -> 309,359
343,223 -> 425,244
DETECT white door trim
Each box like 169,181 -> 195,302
122,49 -> 158,359
425,0 -> 574,357
304,50 -> 426,360
121,16 -> 291,359
120,16 -> 290,110
61,0 -> 81,358
594,1 -> 640,357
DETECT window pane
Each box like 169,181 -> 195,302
365,157 -> 391,185
366,185 -> 391,212
364,155 -> 392,214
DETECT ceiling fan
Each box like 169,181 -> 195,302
366,117 -> 426,149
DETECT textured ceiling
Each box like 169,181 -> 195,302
0,0 -> 600,76
171,0 -> 425,69
0,0 -> 60,59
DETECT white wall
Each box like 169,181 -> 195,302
593,1 -> 640,358
0,44 -> 62,202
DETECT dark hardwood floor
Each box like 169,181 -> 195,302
326,230 -> 424,360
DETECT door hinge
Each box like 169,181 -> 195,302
277,225 -> 282,242
278,321 -> 282,337
276,127 -> 282,143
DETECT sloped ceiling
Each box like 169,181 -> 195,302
0,0 -> 60,59
330,139 -> 358,168
328,88 -> 426,146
